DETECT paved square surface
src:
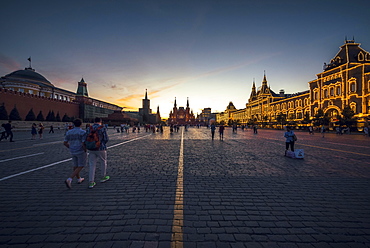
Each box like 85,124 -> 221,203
0,127 -> 369,247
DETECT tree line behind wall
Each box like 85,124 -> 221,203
0,103 -> 75,122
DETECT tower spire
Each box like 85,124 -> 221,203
252,78 -> 256,93
187,97 -> 189,108
76,78 -> 89,97
262,70 -> 267,85
145,89 -> 148,99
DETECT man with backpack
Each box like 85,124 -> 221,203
85,117 -> 110,189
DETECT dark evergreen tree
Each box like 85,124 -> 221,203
302,112 -> 311,124
37,111 -> 45,121
339,105 -> 357,129
56,112 -> 61,122
50,111 -> 56,122
313,109 -> 330,126
276,113 -> 287,129
0,103 -> 8,120
62,113 -> 70,122
9,106 -> 22,120
46,110 -> 52,121
25,108 -> 36,121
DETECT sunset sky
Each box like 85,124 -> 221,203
1,0 -> 369,118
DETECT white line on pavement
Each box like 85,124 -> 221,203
33,141 -> 62,146
0,158 -> 72,182
0,152 -> 44,163
0,134 -> 151,182
107,134 -> 151,149
171,128 -> 184,248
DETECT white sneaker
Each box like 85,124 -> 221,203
65,179 -> 72,189
77,177 -> 85,184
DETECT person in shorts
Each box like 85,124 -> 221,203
63,118 -> 87,189
86,117 -> 110,189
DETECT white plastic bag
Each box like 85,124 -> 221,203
294,149 -> 304,159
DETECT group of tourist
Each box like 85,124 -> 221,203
31,123 -> 46,139
210,123 -> 225,140
63,117 -> 110,189
0,120 -> 14,142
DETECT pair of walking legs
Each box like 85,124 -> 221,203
65,153 -> 87,188
88,150 -> 108,184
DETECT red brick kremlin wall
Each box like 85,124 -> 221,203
0,88 -> 79,120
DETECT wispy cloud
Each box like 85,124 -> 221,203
0,54 -> 21,73
190,52 -> 282,81
116,93 -> 144,103
102,81 -> 126,91
115,81 -> 180,102
148,83 -> 181,98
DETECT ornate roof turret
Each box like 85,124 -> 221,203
76,78 -> 88,97
262,71 -> 267,86
249,79 -> 257,101
324,38 -> 370,71
227,101 -> 236,110
260,71 -> 270,95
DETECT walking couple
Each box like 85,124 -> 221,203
63,117 -> 110,189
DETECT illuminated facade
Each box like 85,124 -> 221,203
217,39 -> 370,127
309,39 -> 370,125
168,98 -> 196,125
216,102 -> 237,124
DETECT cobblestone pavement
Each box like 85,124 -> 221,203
0,127 -> 369,248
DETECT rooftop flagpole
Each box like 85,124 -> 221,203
27,57 -> 32,68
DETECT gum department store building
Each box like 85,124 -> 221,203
217,39 -> 370,128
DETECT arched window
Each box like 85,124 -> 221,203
366,53 -> 370,61
350,102 -> 356,113
348,78 -> 357,93
330,87 -> 334,96
358,52 -> 364,61
337,86 -> 341,95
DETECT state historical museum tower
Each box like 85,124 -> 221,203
168,97 -> 195,125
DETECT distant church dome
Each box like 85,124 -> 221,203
4,67 -> 54,87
